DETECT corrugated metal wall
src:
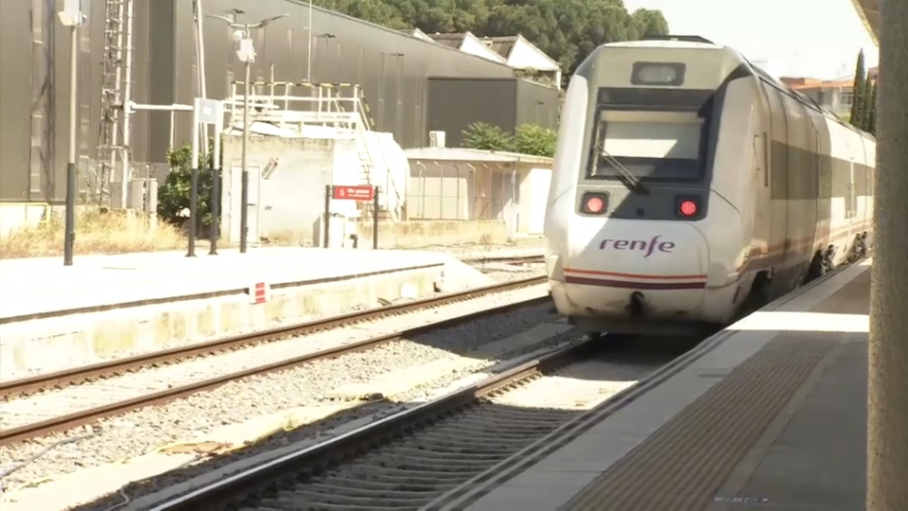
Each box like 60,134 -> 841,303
426,77 -> 559,148
515,79 -> 559,131
0,0 -> 558,204
426,78 -> 518,148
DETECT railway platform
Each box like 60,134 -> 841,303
0,247 -> 494,380
450,259 -> 871,511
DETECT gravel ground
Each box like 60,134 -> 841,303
476,262 -> 546,283
0,300 -> 559,507
413,236 -> 547,258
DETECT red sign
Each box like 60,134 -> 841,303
332,185 -> 375,202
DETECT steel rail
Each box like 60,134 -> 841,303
148,338 -> 596,511
0,276 -> 546,399
0,276 -> 548,445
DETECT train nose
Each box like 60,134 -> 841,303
558,221 -> 710,320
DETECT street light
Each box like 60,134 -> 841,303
307,0 -> 314,82
208,11 -> 288,253
59,0 -> 86,266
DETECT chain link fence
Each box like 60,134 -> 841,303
76,157 -> 170,208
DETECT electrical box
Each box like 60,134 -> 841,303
126,178 -> 159,213
429,131 -> 446,148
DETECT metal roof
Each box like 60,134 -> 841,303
851,0 -> 880,45
403,147 -> 554,164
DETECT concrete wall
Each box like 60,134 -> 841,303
356,219 -> 509,248
221,134 -> 338,246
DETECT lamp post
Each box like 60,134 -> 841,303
207,11 -> 288,253
307,0 -> 313,82
59,0 -> 86,266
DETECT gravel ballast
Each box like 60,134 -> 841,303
0,297 -> 560,509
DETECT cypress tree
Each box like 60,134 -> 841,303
866,79 -> 878,135
850,50 -> 866,127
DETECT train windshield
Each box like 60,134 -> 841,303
590,110 -> 705,182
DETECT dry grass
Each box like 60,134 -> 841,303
0,208 -> 186,259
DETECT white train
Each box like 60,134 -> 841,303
545,35 -> 874,336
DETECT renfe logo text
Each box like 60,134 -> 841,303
599,235 -> 675,258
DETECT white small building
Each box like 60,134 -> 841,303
425,32 -> 562,88
402,147 -> 553,236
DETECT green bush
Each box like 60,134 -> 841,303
157,141 -> 215,231
514,124 -> 557,157
462,122 -> 557,157
462,122 -> 513,151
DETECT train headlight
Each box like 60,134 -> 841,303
678,198 -> 698,218
581,192 -> 609,215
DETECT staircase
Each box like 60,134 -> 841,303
97,0 -> 134,207
226,81 -> 402,221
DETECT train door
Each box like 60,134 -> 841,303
845,159 -> 858,248
793,125 -> 822,284
762,86 -> 791,300
847,161 -> 857,220
813,117 -> 833,255
778,94 -> 816,292
751,132 -> 770,244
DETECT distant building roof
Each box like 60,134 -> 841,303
479,34 -> 561,71
482,36 -> 518,60
428,32 -> 468,49
786,79 -> 852,91
426,32 -> 506,63
409,28 -> 433,42
404,146 -> 553,164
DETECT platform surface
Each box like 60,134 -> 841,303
0,247 -> 450,320
458,260 -> 871,511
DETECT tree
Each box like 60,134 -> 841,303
514,124 -> 557,157
630,9 -> 670,39
462,122 -> 513,151
850,50 -> 867,129
311,0 -> 670,83
462,122 -> 557,156
157,141 -> 215,232
865,79 -> 877,135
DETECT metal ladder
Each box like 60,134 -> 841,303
351,87 -> 401,221
97,0 -> 131,207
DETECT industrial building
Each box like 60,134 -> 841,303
0,0 -> 560,212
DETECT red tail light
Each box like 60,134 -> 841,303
581,193 -> 609,215
679,199 -> 698,217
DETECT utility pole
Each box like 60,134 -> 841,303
59,0 -> 86,266
868,0 -> 908,509
307,0 -> 313,82
208,12 -> 287,253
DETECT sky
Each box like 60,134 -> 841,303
624,0 -> 879,80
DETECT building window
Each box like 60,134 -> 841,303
840,89 -> 853,107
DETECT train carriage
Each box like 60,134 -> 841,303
545,35 -> 874,336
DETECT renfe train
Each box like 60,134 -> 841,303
544,35 -> 875,336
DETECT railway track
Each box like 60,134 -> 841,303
0,276 -> 547,446
144,335 -> 692,511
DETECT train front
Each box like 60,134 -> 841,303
544,38 -> 748,335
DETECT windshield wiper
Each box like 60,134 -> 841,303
595,144 -> 650,195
